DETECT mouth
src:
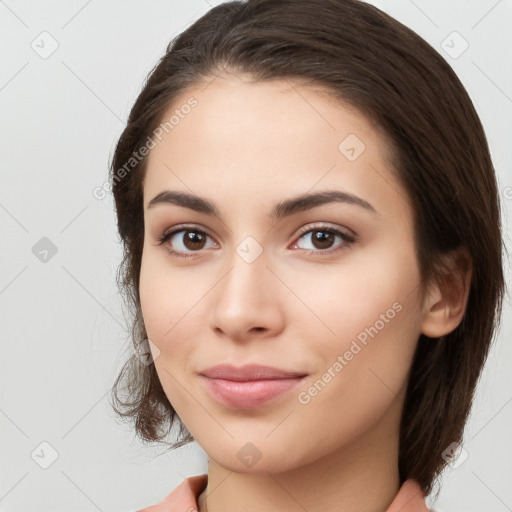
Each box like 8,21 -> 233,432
199,364 -> 308,408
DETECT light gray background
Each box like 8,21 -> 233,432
1,1 -> 511,511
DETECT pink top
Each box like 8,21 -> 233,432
138,474 -> 431,511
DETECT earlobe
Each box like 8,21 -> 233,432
420,248 -> 472,339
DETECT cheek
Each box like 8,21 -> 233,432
290,295 -> 420,465
139,251 -> 203,411
139,253 -> 170,339
139,248 -> 205,340
139,248 -> 219,396
289,239 -> 422,406
281,240 -> 420,349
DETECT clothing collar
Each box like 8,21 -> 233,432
138,474 -> 431,511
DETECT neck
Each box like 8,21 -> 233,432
197,394 -> 403,512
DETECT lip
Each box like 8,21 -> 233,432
199,364 -> 308,408
200,364 -> 307,381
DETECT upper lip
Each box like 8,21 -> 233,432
199,364 -> 308,381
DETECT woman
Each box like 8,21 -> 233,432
109,0 -> 505,510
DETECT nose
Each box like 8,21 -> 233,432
209,244 -> 286,343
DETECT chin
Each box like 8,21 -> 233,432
201,437 -> 309,475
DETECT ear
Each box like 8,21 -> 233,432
421,247 -> 472,338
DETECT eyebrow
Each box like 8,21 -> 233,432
146,189 -> 378,219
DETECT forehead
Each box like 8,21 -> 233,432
143,74 -> 409,221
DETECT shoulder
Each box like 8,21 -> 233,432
137,474 -> 208,512
387,479 -> 431,512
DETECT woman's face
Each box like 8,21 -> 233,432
140,74 -> 426,473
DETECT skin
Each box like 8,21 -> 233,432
139,73 -> 471,512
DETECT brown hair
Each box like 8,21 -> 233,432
109,0 -> 505,496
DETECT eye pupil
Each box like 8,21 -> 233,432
184,230 -> 206,250
312,230 -> 335,249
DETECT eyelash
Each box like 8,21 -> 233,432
155,223 -> 356,259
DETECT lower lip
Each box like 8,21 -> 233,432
200,376 -> 306,408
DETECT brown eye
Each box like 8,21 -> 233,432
310,230 -> 336,250
182,230 -> 207,250
293,226 -> 354,254
156,226 -> 217,258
